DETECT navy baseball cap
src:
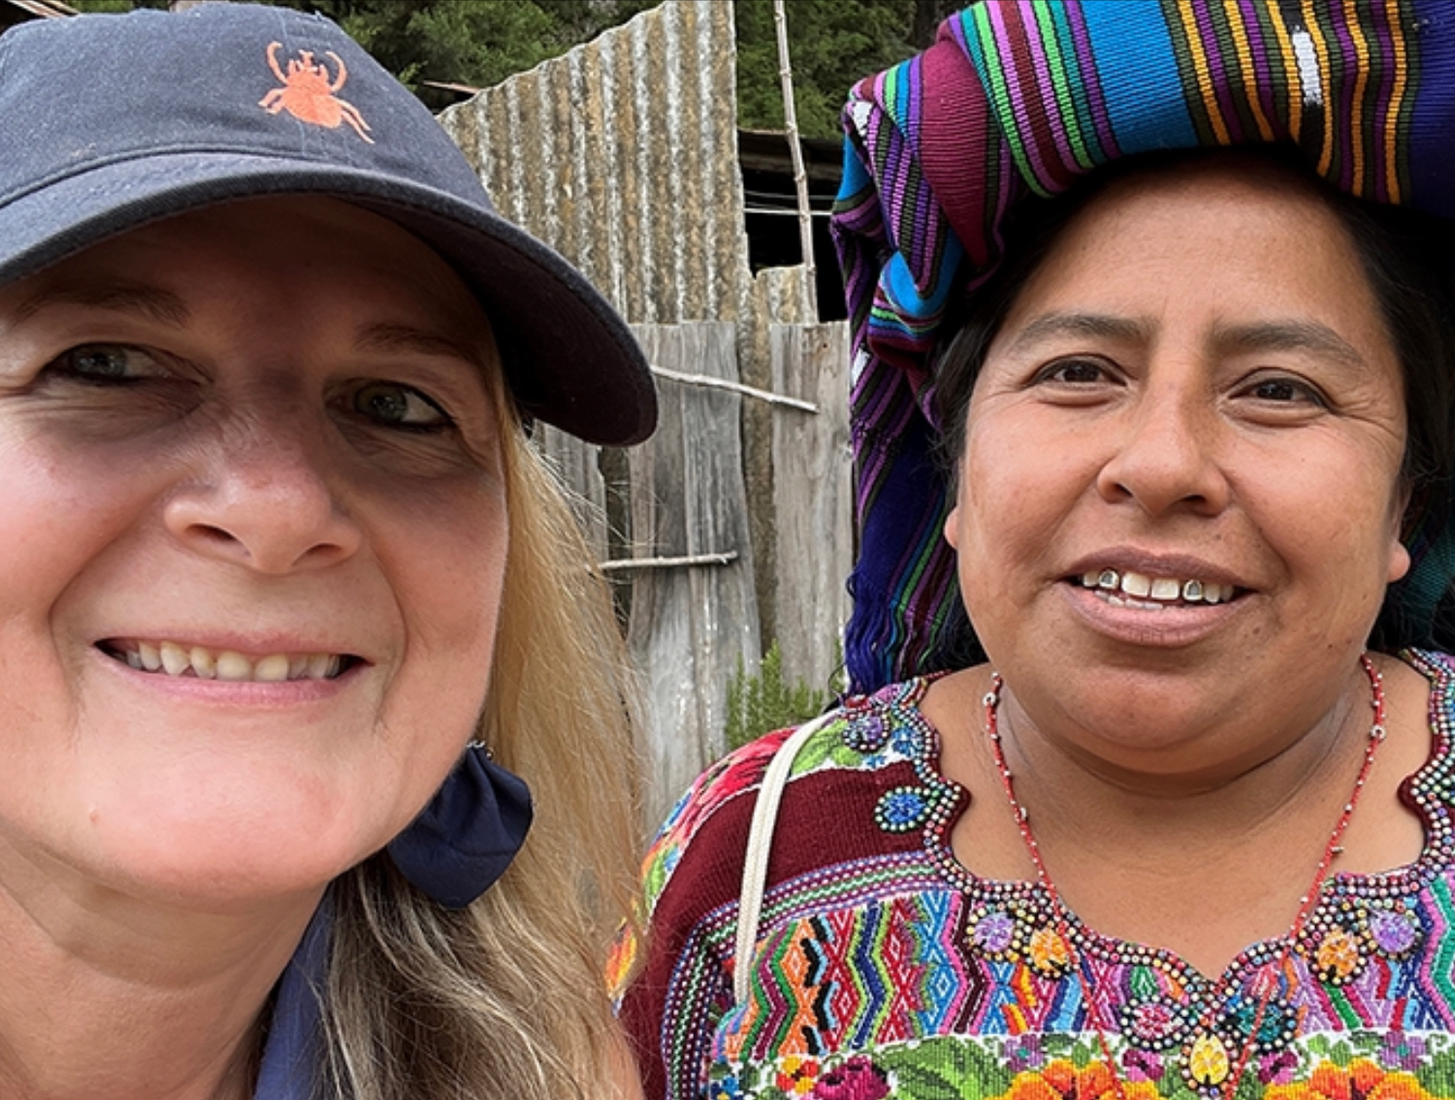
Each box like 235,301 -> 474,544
0,2 -> 656,446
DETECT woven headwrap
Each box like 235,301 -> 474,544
832,0 -> 1455,694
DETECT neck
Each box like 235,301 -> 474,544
992,662 -> 1374,847
0,839 -> 320,1100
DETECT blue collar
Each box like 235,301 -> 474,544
254,901 -> 331,1100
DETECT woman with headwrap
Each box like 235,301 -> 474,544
617,3 -> 1455,1099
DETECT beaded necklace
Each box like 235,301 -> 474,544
982,655 -> 1387,1100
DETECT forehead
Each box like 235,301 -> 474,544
993,157 -> 1395,359
0,196 -> 492,344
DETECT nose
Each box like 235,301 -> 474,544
1095,377 -> 1231,516
163,416 -> 363,573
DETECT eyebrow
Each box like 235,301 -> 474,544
1209,318 -> 1368,370
354,322 -> 488,368
11,283 -> 191,327
1001,311 -> 1151,355
1003,311 -> 1370,371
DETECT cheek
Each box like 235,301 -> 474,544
1244,437 -> 1407,601
957,414 -> 1085,550
0,436 -> 155,622
951,420 -> 1071,622
367,488 -> 508,827
375,477 -> 509,710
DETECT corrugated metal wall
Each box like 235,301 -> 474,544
438,0 -> 838,821
437,0 -> 751,326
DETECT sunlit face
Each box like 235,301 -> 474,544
944,160 -> 1410,777
0,197 -> 509,911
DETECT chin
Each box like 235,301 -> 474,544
82,798 -> 397,911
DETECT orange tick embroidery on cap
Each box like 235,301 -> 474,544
259,42 -> 373,144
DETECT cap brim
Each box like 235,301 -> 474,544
0,151 -> 656,446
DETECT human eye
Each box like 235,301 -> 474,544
1237,373 -> 1328,408
1040,358 -> 1110,384
343,380 -> 454,431
1027,356 -> 1122,393
44,343 -> 164,385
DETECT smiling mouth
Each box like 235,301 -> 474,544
99,640 -> 359,682
1072,568 -> 1245,609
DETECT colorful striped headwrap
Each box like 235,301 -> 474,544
832,0 -> 1455,694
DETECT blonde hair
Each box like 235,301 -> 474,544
317,372 -> 645,1099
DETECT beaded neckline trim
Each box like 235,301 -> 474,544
854,648 -> 1455,992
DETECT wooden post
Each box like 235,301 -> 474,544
773,0 -> 817,320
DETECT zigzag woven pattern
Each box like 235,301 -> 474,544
832,0 -> 1455,693
617,651 -> 1455,1100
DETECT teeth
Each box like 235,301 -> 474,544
160,641 -> 189,676
1150,577 -> 1181,600
190,646 -> 216,680
1121,571 -> 1152,598
215,651 -> 251,682
138,641 -> 161,672
1079,569 -> 1235,606
255,654 -> 290,682
109,640 -> 348,682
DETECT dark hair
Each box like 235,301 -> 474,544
929,145 -> 1455,652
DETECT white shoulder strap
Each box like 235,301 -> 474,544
732,712 -> 834,1006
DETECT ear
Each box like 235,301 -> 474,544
1389,484 -> 1414,584
1388,537 -> 1412,584
943,503 -> 961,551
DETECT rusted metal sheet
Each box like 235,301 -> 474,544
438,0 -> 749,326
442,0 -> 847,808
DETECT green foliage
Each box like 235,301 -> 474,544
724,641 -> 829,752
69,0 -> 961,128
733,0 -> 965,138
67,0 -> 165,9
318,0 -> 660,95
67,0 -> 658,108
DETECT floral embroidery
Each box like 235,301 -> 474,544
676,654 -> 1455,1100
808,1056 -> 890,1100
874,786 -> 932,832
1368,907 -> 1422,958
1315,927 -> 1364,983
1380,1032 -> 1428,1072
993,1058 -> 1161,1100
775,1055 -> 820,1097
1120,998 -> 1190,1051
711,1033 -> 1455,1100
1264,1058 -> 1438,1100
1027,925 -> 1071,977
970,906 -> 1020,957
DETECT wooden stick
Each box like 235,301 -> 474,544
774,0 -> 817,320
650,364 -> 817,413
598,551 -> 739,572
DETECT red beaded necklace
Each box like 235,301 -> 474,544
981,655 -> 1387,1100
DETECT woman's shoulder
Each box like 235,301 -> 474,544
1395,648 -> 1455,734
635,676 -> 942,923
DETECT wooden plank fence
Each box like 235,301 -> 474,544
538,319 -> 850,821
770,323 -> 853,698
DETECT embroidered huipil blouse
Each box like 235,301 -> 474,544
616,650 -> 1455,1100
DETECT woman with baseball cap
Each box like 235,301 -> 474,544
0,4 -> 651,1099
